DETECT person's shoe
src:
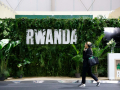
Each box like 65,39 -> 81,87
96,82 -> 100,87
78,83 -> 86,87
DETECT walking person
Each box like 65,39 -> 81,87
79,42 -> 100,87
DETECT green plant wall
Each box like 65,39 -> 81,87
0,17 -> 120,77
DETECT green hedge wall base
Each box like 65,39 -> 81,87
0,17 -> 120,77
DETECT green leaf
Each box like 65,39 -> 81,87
72,54 -> 83,63
0,45 -> 2,50
72,44 -> 79,54
0,39 -> 10,50
95,34 -> 105,47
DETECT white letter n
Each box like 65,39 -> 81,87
54,29 -> 61,44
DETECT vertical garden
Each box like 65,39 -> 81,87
0,17 -> 120,78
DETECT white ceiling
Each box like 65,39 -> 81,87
0,0 -> 120,11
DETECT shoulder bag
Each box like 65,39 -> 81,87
88,56 -> 99,66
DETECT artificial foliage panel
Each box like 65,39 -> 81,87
0,17 -> 120,77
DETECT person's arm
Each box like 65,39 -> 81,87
83,51 -> 85,59
83,48 -> 87,59
83,48 -> 92,59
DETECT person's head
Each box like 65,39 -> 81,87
85,42 -> 92,48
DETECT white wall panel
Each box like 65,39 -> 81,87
18,0 -> 36,11
37,0 -> 51,11
0,0 -> 120,11
93,0 -> 110,11
74,0 -> 93,11
112,0 -> 120,10
0,0 -> 18,10
55,0 -> 73,11
0,1 -> 15,18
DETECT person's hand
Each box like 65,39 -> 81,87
84,48 -> 86,51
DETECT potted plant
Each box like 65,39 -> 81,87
0,70 -> 9,81
17,59 -> 30,78
72,44 -> 83,78
107,38 -> 116,53
0,57 -> 10,81
17,68 -> 24,78
92,34 -> 108,77
0,39 -> 10,81
0,39 -> 20,80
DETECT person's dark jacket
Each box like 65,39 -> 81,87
83,48 -> 93,67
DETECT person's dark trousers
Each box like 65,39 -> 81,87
82,66 -> 98,84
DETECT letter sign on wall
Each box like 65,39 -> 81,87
26,29 -> 77,44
